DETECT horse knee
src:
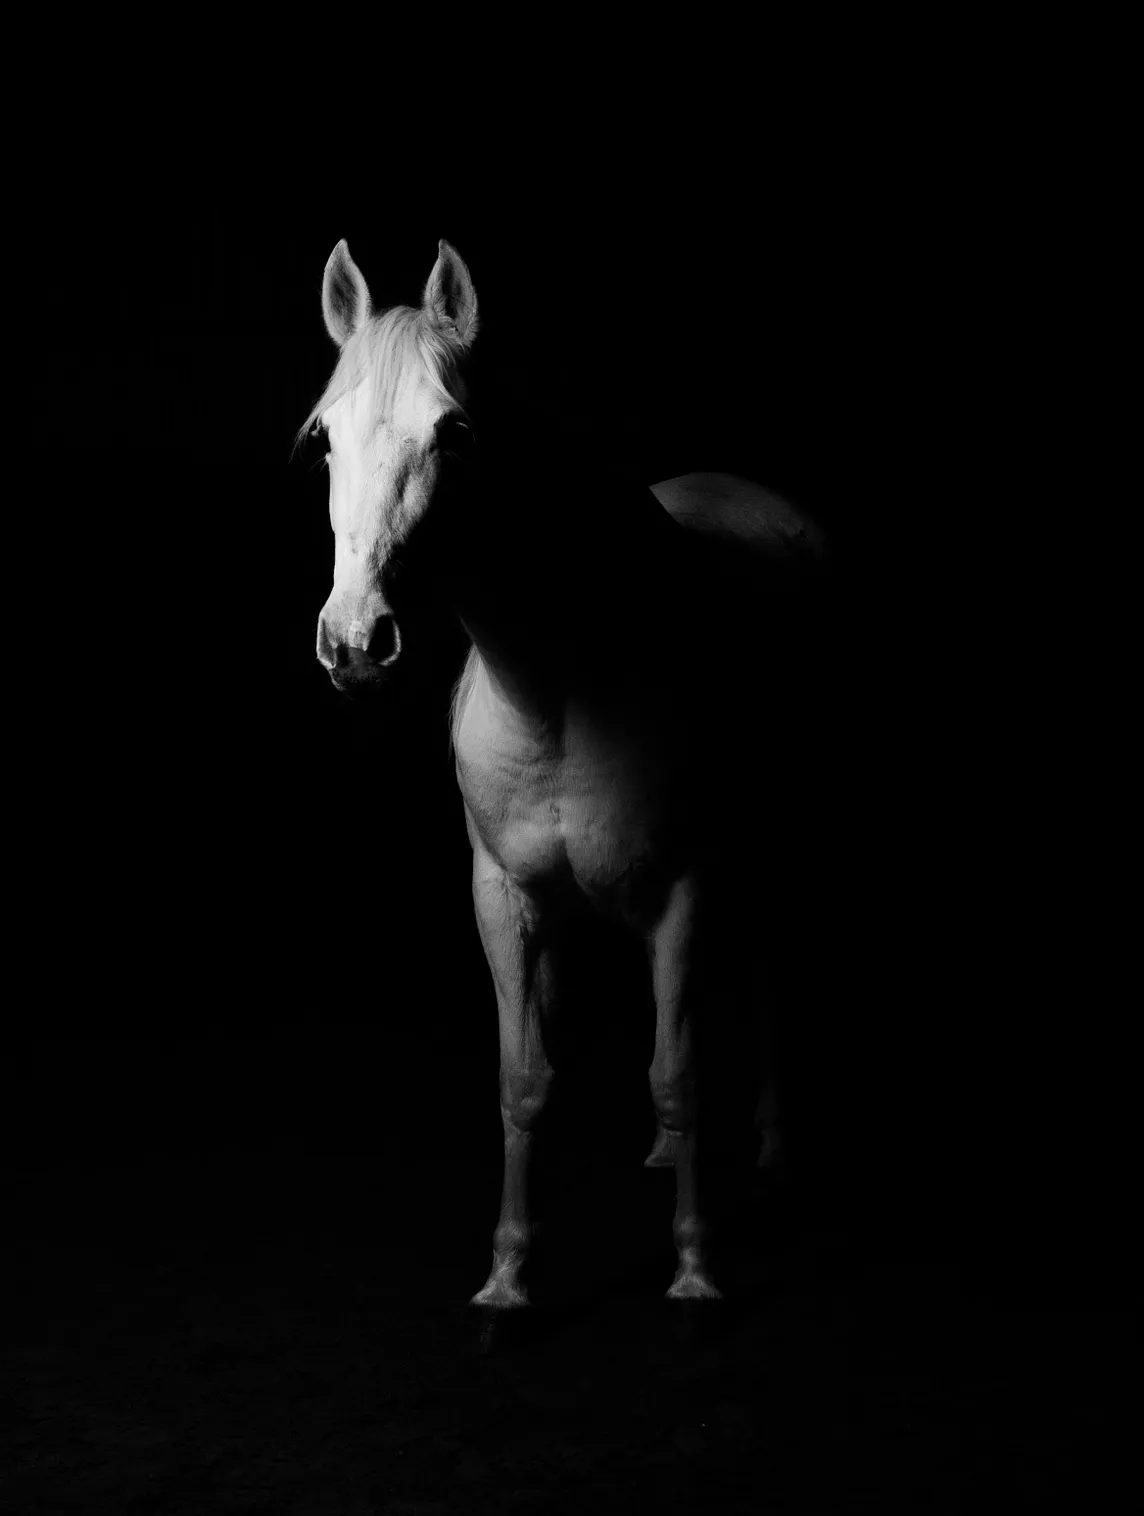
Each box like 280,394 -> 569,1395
501,1068 -> 554,1133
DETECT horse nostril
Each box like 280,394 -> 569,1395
366,617 -> 401,666
316,614 -> 340,671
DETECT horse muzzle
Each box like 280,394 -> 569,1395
316,611 -> 402,694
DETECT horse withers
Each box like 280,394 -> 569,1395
305,237 -> 831,1306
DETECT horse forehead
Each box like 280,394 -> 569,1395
327,375 -> 443,447
323,381 -> 372,441
391,371 -> 449,434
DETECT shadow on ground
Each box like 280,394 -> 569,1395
0,1150 -> 1128,1514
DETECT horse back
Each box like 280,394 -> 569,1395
650,472 -> 828,565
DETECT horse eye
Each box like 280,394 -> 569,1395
439,417 -> 473,456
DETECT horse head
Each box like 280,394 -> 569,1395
308,239 -> 478,695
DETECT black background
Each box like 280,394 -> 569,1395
2,61 -> 1129,1514
11,107 -> 1108,1289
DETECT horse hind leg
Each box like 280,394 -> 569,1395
647,1063 -> 779,1170
469,848 -> 558,1311
646,948 -> 780,1171
647,876 -> 721,1301
644,1118 -> 675,1168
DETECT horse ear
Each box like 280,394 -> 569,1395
322,240 -> 371,346
422,240 -> 478,348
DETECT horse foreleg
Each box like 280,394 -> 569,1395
469,846 -> 556,1310
647,875 -> 721,1301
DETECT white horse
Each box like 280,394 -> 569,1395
307,239 -> 830,1306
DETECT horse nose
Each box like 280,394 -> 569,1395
359,617 -> 402,665
316,613 -> 402,677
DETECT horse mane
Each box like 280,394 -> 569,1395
447,646 -> 481,758
295,304 -> 467,451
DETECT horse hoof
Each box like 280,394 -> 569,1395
666,1272 -> 723,1302
469,1261 -> 533,1309
470,1279 -> 530,1311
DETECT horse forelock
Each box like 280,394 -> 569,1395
296,305 -> 466,451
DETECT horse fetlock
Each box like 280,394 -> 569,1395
668,1224 -> 720,1300
473,1222 -> 535,1309
472,1260 -> 530,1310
492,1218 -> 534,1259
672,1213 -> 709,1254
667,1259 -> 723,1301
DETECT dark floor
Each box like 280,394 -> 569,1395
0,1146 -> 1129,1514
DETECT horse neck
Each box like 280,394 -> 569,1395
440,424 -> 679,731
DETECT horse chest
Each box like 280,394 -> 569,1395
456,730 -> 673,899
